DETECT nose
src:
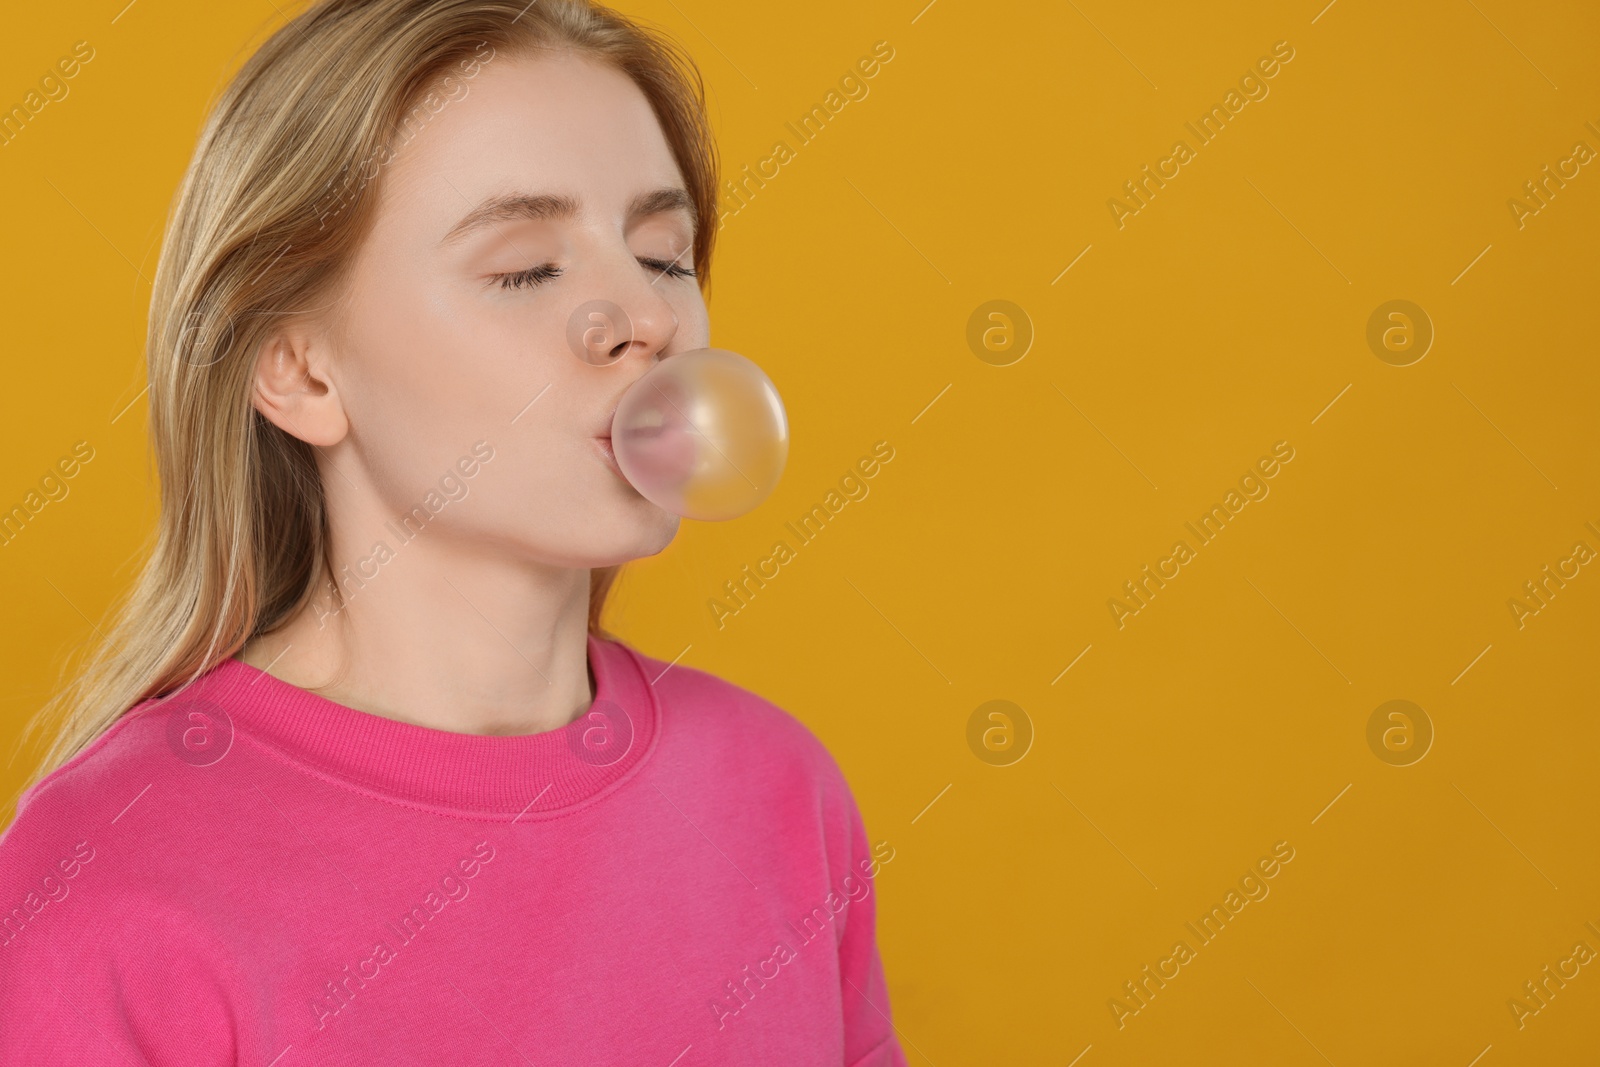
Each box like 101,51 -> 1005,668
570,252 -> 681,367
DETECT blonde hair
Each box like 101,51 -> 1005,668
16,0 -> 719,796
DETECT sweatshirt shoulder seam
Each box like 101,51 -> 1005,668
13,701 -> 162,818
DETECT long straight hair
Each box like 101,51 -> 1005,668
16,0 -> 719,796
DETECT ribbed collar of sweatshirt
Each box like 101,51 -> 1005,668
159,631 -> 660,819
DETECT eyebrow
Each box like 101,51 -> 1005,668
440,186 -> 697,247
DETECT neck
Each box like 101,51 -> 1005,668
239,537 -> 596,737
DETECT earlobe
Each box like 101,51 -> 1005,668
251,331 -> 348,447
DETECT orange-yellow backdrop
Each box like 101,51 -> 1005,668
3,1 -> 1598,1063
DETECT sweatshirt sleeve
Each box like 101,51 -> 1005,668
0,795 -> 239,1066
829,770 -> 910,1067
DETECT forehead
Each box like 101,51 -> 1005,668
373,49 -> 685,237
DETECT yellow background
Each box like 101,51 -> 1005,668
4,1 -> 1599,1062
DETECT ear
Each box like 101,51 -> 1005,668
251,325 -> 348,447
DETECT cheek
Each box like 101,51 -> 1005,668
672,289 -> 712,349
336,310 -> 530,498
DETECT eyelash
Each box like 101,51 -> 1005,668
492,257 -> 697,291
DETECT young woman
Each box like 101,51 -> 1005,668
0,1 -> 907,1063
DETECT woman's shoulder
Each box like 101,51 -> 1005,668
3,699 -> 176,845
0,705 -> 240,1060
622,642 -> 853,792
0,700 -> 237,963
0,685 -> 250,907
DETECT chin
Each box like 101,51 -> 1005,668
634,508 -> 681,556
586,504 -> 680,565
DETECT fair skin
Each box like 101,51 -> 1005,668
237,48 -> 708,736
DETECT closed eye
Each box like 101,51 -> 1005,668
491,257 -> 697,292
492,263 -> 564,291
639,256 -> 697,280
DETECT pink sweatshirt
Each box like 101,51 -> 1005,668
0,634 -> 908,1066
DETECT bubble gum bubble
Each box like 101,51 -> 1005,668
610,348 -> 788,521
